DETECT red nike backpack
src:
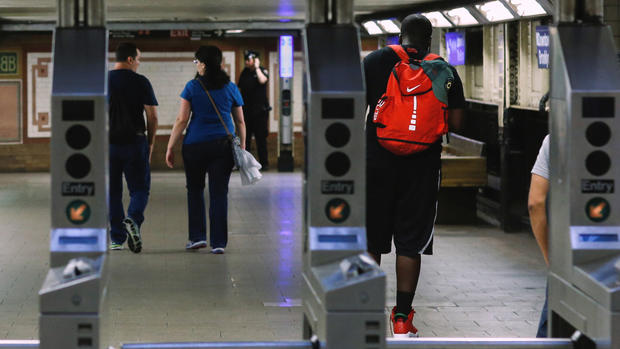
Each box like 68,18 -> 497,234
373,45 -> 454,155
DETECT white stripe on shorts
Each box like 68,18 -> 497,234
418,168 -> 441,254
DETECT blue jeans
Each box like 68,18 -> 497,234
109,136 -> 150,244
182,138 -> 234,248
537,282 -> 549,338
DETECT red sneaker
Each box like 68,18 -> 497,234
391,306 -> 419,338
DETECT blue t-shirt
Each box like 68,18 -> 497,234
181,79 -> 244,144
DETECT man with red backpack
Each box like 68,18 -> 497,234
364,14 -> 465,337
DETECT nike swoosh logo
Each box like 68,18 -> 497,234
406,84 -> 421,93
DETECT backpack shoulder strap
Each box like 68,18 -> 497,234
387,45 -> 410,62
423,53 -> 443,61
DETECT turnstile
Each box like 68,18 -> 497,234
301,17 -> 387,349
38,0 -> 109,348
547,7 -> 620,348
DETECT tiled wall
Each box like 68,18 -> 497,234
0,33 -> 379,172
25,51 -> 235,138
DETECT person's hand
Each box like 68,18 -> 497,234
165,148 -> 174,168
253,57 -> 260,69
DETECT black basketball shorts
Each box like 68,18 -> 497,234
366,151 -> 441,258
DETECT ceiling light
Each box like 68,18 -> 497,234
225,29 -> 244,34
444,7 -> 479,26
363,21 -> 383,35
377,19 -> 401,33
422,12 -> 452,28
505,0 -> 547,17
476,1 -> 515,22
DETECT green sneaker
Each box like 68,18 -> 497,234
124,217 -> 142,253
109,242 -> 123,250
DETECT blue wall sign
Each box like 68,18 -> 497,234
536,26 -> 550,69
445,32 -> 465,66
279,35 -> 294,78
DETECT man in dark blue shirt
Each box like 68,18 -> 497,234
364,14 -> 465,337
108,42 -> 158,253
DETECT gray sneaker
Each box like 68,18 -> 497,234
211,247 -> 225,254
185,240 -> 207,250
123,217 -> 142,253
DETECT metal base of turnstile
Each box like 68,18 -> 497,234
115,338 -> 574,349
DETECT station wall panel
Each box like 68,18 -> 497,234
0,32 -> 377,172
515,20 -> 549,110
0,81 -> 21,143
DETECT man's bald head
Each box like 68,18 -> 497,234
399,14 -> 433,49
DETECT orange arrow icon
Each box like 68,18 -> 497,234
70,204 -> 87,221
329,203 -> 346,220
589,201 -> 606,219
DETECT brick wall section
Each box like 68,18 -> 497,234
0,132 -> 304,173
0,143 -> 50,172
605,0 -> 620,47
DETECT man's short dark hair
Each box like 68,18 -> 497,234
115,42 -> 138,62
400,14 -> 433,46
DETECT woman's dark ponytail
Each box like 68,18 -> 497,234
194,45 -> 230,89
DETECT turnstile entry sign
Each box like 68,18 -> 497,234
50,28 -> 108,268
302,23 -> 386,349
548,23 -> 620,346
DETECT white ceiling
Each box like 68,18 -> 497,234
0,0 -> 454,24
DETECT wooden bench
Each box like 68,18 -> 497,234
437,133 -> 487,224
441,133 -> 487,187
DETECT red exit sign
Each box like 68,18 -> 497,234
170,30 -> 189,38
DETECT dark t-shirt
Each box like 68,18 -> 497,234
363,45 -> 466,164
108,69 -> 158,144
237,67 -> 269,114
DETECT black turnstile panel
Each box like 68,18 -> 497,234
306,24 -> 364,92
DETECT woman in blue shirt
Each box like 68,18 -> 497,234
166,45 -> 246,254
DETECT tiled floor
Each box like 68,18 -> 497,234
0,172 -> 546,347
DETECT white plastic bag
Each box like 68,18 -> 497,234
237,148 -> 262,185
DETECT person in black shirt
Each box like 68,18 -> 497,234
237,50 -> 270,170
364,14 -> 465,337
108,42 -> 159,253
